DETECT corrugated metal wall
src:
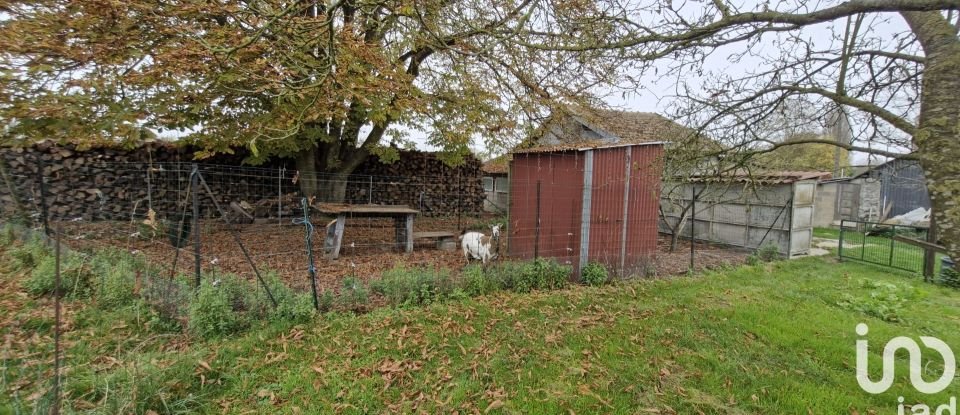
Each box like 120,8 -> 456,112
508,144 -> 663,276
623,145 -> 663,273
508,152 -> 584,268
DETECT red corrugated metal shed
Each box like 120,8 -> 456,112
508,142 -> 664,276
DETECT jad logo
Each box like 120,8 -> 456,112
856,323 -> 957,414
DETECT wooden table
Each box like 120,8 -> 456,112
314,203 -> 419,259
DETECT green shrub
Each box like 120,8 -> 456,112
89,248 -> 143,309
756,244 -> 781,262
580,262 -> 609,286
462,264 -> 499,296
745,254 -> 761,266
9,235 -> 49,270
188,280 -> 248,337
337,277 -> 369,311
371,264 -> 457,306
318,290 -> 334,312
25,253 -> 94,297
0,224 -> 18,247
940,266 -> 960,289
489,258 -> 570,293
261,274 -> 316,323
529,258 -> 571,291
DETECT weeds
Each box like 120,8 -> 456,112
371,264 -> 458,306
940,266 -> 960,289
338,277 -> 369,311
581,262 -> 609,286
25,253 -> 94,298
835,279 -> 926,322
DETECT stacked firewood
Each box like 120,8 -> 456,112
343,150 -> 485,216
0,143 -> 484,221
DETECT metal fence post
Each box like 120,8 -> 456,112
888,225 -> 897,268
191,164 -> 201,288
301,198 -> 321,310
278,167 -> 284,226
457,173 -> 462,230
37,159 -> 50,235
839,220 -> 845,260
52,225 -> 62,415
535,180 -> 541,259
690,185 -> 696,271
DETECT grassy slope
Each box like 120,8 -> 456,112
4,254 -> 960,413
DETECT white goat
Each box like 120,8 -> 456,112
460,224 -> 502,264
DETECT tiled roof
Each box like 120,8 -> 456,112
481,156 -> 509,174
576,109 -> 690,144
512,140 -> 665,154
687,170 -> 832,184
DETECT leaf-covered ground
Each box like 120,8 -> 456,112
3,248 -> 960,414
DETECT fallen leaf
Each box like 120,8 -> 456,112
485,399 -> 504,413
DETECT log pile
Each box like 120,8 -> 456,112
344,150 -> 485,217
0,143 -> 484,221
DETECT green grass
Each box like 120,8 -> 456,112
4,248 -> 960,413
813,226 -> 842,240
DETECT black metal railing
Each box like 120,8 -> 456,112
839,219 -> 929,274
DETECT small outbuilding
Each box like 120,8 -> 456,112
814,158 -> 929,226
508,141 -> 665,276
659,171 -> 830,257
481,156 -> 509,213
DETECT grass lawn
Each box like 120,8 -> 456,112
4,246 -> 960,413
813,227 -> 842,240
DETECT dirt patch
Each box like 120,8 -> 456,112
53,218 -> 750,293
654,236 -> 750,275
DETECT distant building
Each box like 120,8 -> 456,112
481,156 -> 509,213
814,158 -> 929,226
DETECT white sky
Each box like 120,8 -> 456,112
429,4 -> 917,166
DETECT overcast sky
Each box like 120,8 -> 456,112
426,3 -> 918,167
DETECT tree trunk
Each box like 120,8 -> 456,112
294,145 -> 371,203
902,11 -> 960,263
295,147 -> 319,198
317,172 -> 350,204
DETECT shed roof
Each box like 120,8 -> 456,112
512,141 -> 666,154
573,109 -> 690,144
514,107 -> 690,154
481,155 -> 509,174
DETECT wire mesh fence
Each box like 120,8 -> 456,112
0,154 -> 774,322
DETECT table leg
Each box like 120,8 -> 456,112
328,214 -> 346,259
405,213 -> 414,253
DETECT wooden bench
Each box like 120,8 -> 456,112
315,203 -> 419,259
413,231 -> 458,251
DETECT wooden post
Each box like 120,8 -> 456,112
405,213 -> 414,253
328,214 -> 346,260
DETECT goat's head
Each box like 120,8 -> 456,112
490,224 -> 502,240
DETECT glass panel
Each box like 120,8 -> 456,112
483,177 -> 493,192
495,177 -> 509,192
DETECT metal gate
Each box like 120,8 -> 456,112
839,219 -> 929,273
